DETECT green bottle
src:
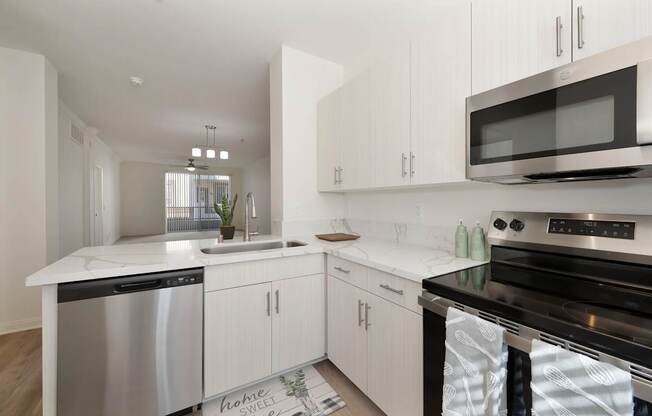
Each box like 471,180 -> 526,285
455,220 -> 469,258
470,221 -> 486,261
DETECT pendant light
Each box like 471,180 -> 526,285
220,150 -> 229,160
192,147 -> 201,157
206,125 -> 216,158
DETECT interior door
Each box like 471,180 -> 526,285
204,283 -> 272,397
326,276 -> 368,391
93,165 -> 103,246
317,90 -> 342,192
366,295 -> 423,416
472,0 -> 572,94
573,0 -> 651,61
271,275 -> 326,373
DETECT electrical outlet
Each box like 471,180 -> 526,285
416,204 -> 424,222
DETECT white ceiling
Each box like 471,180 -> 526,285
0,0 -> 448,168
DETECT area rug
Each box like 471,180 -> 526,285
203,365 -> 346,416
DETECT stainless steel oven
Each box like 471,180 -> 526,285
466,36 -> 652,184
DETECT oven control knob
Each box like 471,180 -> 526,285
509,219 -> 525,232
493,218 -> 508,231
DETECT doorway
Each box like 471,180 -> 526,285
93,165 -> 103,245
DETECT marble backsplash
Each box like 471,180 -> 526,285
282,218 -> 457,253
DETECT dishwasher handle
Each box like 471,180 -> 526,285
115,280 -> 161,293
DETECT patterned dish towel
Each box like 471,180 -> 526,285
443,307 -> 508,416
530,339 -> 634,416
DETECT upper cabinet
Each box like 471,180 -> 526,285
472,0 -> 572,94
472,0 -> 652,94
572,0 -> 651,61
317,89 -> 342,192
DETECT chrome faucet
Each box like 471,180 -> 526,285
244,192 -> 258,241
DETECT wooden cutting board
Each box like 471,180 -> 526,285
315,233 -> 360,242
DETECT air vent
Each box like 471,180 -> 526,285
539,333 -> 566,348
477,311 -> 498,324
70,122 -> 84,145
453,302 -> 465,311
497,318 -> 519,335
568,342 -> 600,360
631,364 -> 652,385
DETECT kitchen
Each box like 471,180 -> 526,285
2,1 -> 652,416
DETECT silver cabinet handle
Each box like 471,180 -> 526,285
338,166 -> 343,184
266,291 -> 271,316
555,16 -> 563,57
358,300 -> 365,327
364,303 -> 371,330
410,152 -> 415,177
577,6 -> 585,49
379,283 -> 404,295
275,289 -> 279,314
333,266 -> 350,274
401,153 -> 407,177
333,167 -> 338,185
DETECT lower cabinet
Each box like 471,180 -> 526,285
204,274 -> 326,398
327,275 -> 423,416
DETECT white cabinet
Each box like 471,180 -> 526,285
327,273 -> 423,416
366,295 -> 423,416
372,44 -> 411,188
317,90 -> 342,191
204,283 -> 272,397
340,70 -> 374,190
327,274 -> 368,390
204,257 -> 326,398
271,274 -> 326,373
573,0 -> 651,61
411,2 -> 470,185
472,0 -> 572,94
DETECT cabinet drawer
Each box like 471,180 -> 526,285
205,254 -> 324,292
327,256 -> 367,289
367,268 -> 422,315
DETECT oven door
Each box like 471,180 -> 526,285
422,308 -> 652,416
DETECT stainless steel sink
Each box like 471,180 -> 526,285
200,240 -> 307,255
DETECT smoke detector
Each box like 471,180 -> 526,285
129,76 -> 144,87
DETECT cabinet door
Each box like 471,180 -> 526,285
573,0 -> 650,61
271,275 -> 326,373
317,90 -> 342,192
372,42 -> 411,188
340,70 -> 374,190
326,276 -> 368,391
411,2 -> 470,185
366,295 -> 423,416
472,0 -> 572,94
204,283 -> 272,397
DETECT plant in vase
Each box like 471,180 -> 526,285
280,370 -> 323,416
213,193 -> 238,239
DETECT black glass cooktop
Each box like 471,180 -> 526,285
422,246 -> 652,368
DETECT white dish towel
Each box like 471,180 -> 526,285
530,339 -> 634,416
443,307 -> 508,416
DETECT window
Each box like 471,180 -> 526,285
165,172 -> 231,232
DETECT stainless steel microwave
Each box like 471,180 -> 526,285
466,37 -> 652,184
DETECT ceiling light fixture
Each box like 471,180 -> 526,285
192,147 -> 202,157
220,150 -> 229,160
206,125 -> 217,159
129,76 -> 144,87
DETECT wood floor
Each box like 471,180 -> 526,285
0,329 -> 384,416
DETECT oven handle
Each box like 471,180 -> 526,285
418,291 -> 652,403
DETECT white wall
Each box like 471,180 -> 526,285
269,46 -> 346,235
242,156 -> 271,234
120,161 -> 244,237
346,179 -> 652,231
0,47 -> 58,334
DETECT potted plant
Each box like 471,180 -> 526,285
214,193 -> 238,239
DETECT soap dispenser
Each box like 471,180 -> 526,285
455,219 -> 469,258
470,221 -> 486,261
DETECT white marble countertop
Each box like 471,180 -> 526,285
25,233 -> 487,287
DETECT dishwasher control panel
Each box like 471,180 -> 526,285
164,274 -> 202,287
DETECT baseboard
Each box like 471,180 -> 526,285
0,317 -> 42,336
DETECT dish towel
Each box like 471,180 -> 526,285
443,307 -> 508,416
530,339 -> 634,416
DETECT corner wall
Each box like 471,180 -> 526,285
0,47 -> 58,334
242,156 -> 272,234
269,46 -> 346,235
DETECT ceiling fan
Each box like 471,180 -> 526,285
171,158 -> 209,172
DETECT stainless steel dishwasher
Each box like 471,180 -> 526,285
57,268 -> 203,416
